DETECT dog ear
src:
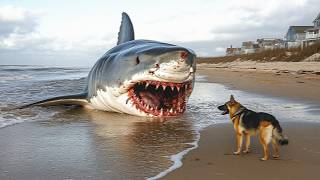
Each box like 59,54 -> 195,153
230,95 -> 235,102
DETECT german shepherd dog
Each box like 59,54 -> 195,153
218,95 -> 288,161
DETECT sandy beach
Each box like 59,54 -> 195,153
164,122 -> 320,180
197,62 -> 320,102
164,63 -> 320,180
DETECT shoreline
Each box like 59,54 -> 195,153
163,65 -> 320,180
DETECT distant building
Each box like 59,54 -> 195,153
226,45 -> 241,56
304,13 -> 320,46
257,38 -> 284,50
285,26 -> 313,48
241,41 -> 259,54
224,12 -> 320,56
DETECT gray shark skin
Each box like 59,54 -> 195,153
21,12 -> 197,117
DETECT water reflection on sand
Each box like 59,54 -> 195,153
46,107 -> 197,179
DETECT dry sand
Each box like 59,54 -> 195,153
164,62 -> 320,180
198,61 -> 320,74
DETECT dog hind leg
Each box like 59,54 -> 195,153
259,124 -> 273,161
243,133 -> 251,154
272,138 -> 280,159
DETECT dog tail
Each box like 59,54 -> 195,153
272,121 -> 289,146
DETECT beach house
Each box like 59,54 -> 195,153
304,13 -> 320,47
226,45 -> 241,56
285,26 -> 313,48
257,38 -> 284,50
241,41 -> 259,54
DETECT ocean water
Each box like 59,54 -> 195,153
0,65 -> 319,180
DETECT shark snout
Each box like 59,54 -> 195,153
152,51 -> 195,82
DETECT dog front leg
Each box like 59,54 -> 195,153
233,133 -> 243,155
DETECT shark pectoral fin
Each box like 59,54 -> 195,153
117,12 -> 135,45
19,93 -> 89,109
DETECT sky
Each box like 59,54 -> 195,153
0,0 -> 319,67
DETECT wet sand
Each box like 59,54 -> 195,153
0,111 -> 197,180
164,66 -> 320,180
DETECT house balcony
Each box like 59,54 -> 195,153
306,33 -> 320,40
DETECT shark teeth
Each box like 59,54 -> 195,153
189,67 -> 194,73
160,108 -> 164,116
127,80 -> 192,117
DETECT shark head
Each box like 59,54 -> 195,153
87,13 -> 196,117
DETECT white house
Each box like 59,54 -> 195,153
241,41 -> 259,54
257,38 -> 284,50
304,13 -> 320,46
285,26 -> 313,48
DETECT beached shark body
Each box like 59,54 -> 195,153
22,13 -> 196,117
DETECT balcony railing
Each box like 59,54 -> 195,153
306,33 -> 320,40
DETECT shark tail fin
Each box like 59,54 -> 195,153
117,12 -> 135,45
19,93 -> 89,109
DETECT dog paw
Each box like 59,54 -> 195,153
243,150 -> 250,154
273,155 -> 280,159
233,151 -> 240,155
260,157 -> 268,161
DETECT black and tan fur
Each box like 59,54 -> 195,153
218,95 -> 288,161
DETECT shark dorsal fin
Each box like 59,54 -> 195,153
117,12 -> 135,45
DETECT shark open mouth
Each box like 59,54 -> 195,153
128,80 -> 193,116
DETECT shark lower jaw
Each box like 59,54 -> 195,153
127,80 -> 193,117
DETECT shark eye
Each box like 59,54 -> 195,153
135,57 -> 140,65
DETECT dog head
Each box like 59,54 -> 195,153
217,95 -> 241,115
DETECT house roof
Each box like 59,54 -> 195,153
257,38 -> 283,42
289,26 -> 313,33
313,12 -> 320,22
305,27 -> 320,32
242,41 -> 254,46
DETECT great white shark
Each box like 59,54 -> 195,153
22,12 -> 197,117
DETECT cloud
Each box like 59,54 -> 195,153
175,0 -> 319,56
210,0 -> 315,37
0,5 -> 38,39
0,1 -> 319,66
0,5 -> 113,66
